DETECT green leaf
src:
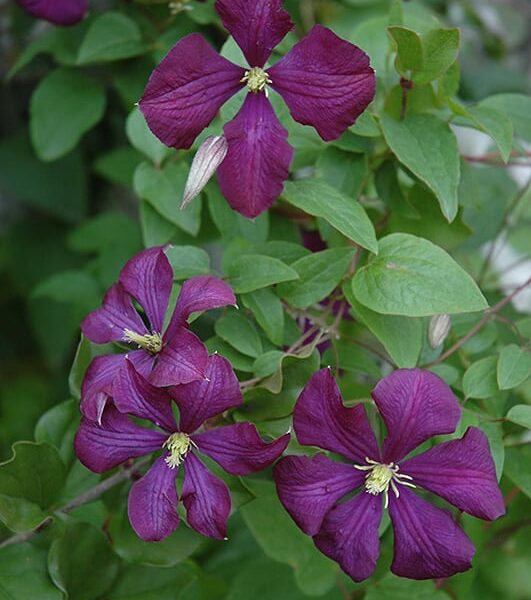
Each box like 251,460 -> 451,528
282,180 -> 378,253
30,68 -> 105,161
35,400 -> 79,465
240,480 -> 337,596
77,12 -> 144,64
504,446 -> 531,498
108,564 -> 198,600
93,147 -> 143,187
0,442 -> 66,532
315,148 -> 368,198
278,248 -> 354,309
506,405 -> 531,429
381,114 -> 460,221
205,337 -> 255,373
463,356 -> 499,399
227,255 -> 299,294
165,245 -> 210,279
343,283 -> 422,368
215,313 -> 263,358
0,544 -> 62,600
388,27 -> 423,74
126,108 -> 169,166
480,94 -> 531,142
464,106 -> 514,163
242,288 -> 284,346
497,344 -> 531,390
48,521 -> 120,600
365,573 -> 450,600
134,162 -> 201,236
352,233 -> 487,316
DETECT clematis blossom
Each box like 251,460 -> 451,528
274,368 -> 505,581
16,0 -> 88,26
139,0 -> 375,218
80,246 -> 235,422
75,354 -> 290,541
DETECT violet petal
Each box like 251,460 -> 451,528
128,456 -> 180,542
182,452 -> 231,539
294,369 -> 380,463
80,354 -> 125,423
274,454 -> 364,536
401,427 -> 505,520
140,33 -> 244,150
389,487 -> 475,580
372,369 -> 461,463
314,492 -> 382,582
217,93 -> 293,219
16,0 -> 87,26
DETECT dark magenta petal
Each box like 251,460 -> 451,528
215,0 -> 294,68
269,25 -> 375,141
16,0 -> 87,26
140,33 -> 244,150
401,427 -> 505,521
274,454 -> 364,536
217,93 -> 293,219
119,247 -> 173,334
372,369 -> 461,463
182,452 -> 231,539
149,328 -> 208,387
81,283 -> 146,344
170,354 -> 242,434
193,423 -> 289,475
128,456 -> 180,542
314,492 -> 382,582
294,369 -> 379,463
389,487 -> 475,579
166,276 -> 236,337
80,354 -> 125,423
113,360 -> 177,433
74,406 -> 166,474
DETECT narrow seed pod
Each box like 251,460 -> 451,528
181,135 -> 228,209
428,314 -> 451,349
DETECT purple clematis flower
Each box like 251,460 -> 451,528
75,354 -> 290,541
274,368 -> 505,581
139,0 -> 375,218
16,0 -> 88,26
80,246 -> 235,422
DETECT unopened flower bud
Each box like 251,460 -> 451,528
181,135 -> 228,209
428,314 -> 451,349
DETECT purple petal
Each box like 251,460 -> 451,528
314,492 -> 382,582
217,93 -> 293,219
140,33 -> 244,150
119,247 -> 173,334
170,354 -> 242,434
182,452 -> 231,539
128,456 -> 180,542
81,283 -> 146,344
372,369 -> 461,463
215,0 -> 294,68
16,0 -> 87,26
193,423 -> 289,475
74,406 -> 166,473
127,348 -> 157,378
80,354 -> 125,423
401,427 -> 505,521
113,360 -> 177,432
294,369 -> 379,463
274,454 -> 364,536
389,487 -> 475,579
268,25 -> 375,141
166,276 -> 236,337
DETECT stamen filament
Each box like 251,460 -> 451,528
354,457 -> 416,507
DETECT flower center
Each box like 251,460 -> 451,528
163,432 -> 196,469
168,0 -> 192,14
241,67 -> 272,95
123,329 -> 163,354
355,457 -> 416,508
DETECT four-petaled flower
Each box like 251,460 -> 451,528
140,0 -> 375,218
80,246 -> 235,422
274,368 -> 505,581
75,354 -> 290,541
16,0 -> 88,25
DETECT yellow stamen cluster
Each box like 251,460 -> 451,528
168,0 -> 192,15
123,329 -> 163,354
355,457 -> 416,509
241,67 -> 272,96
163,432 -> 196,469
